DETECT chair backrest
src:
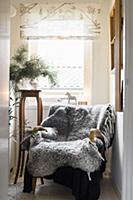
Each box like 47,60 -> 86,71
44,104 -> 115,148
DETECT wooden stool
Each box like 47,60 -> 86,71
14,90 -> 43,184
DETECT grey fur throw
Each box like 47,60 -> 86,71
27,104 -> 115,178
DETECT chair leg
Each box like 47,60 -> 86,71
40,177 -> 44,184
32,177 -> 37,194
20,151 -> 25,177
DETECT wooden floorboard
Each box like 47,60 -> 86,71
8,177 -> 120,200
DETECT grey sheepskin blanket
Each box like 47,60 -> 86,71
26,104 -> 115,178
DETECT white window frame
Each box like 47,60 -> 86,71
27,39 -> 92,104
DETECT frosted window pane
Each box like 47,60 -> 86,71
29,40 -> 84,89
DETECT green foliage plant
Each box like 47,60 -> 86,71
10,45 -> 57,91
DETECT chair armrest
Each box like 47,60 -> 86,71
89,129 -> 104,142
89,128 -> 106,174
89,128 -> 105,154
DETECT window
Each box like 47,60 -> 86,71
20,2 -> 101,103
27,19 -> 92,105
28,39 -> 84,91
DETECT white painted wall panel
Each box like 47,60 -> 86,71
122,0 -> 133,199
0,0 -> 10,199
112,112 -> 123,196
91,0 -> 110,104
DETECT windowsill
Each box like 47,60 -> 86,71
24,96 -> 88,108
17,87 -> 88,107
40,88 -> 83,95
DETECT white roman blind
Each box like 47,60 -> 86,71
20,2 -> 102,40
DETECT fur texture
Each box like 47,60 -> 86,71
27,104 -> 115,177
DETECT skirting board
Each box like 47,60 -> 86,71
111,178 -> 121,200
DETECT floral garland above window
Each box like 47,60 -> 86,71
20,2 -> 102,40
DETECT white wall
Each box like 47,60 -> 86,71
0,0 -> 10,199
109,0 -> 115,107
112,112 -> 123,196
10,4 -> 23,57
91,0 -> 110,104
122,0 -> 133,199
109,0 -> 124,197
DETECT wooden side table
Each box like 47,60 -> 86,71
14,90 -> 43,184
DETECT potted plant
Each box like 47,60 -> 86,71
9,45 -> 57,142
10,45 -> 57,91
